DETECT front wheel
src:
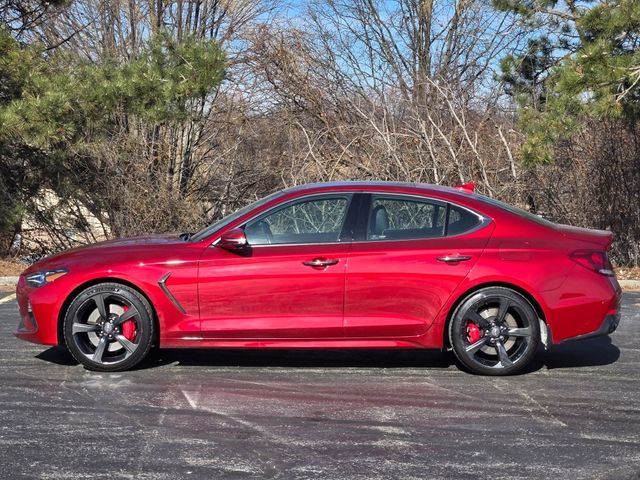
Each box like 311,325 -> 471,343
63,282 -> 154,371
449,287 -> 540,376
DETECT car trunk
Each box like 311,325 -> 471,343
556,224 -> 614,250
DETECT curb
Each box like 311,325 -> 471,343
620,279 -> 640,290
0,276 -> 19,286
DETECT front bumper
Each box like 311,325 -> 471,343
15,297 -> 38,335
14,275 -> 60,346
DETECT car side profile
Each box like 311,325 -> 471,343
15,181 -> 622,375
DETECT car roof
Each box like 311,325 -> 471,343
281,181 -> 469,197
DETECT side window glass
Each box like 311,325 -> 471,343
245,197 -> 350,245
447,204 -> 481,236
367,196 -> 445,240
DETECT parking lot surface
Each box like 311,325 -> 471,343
0,293 -> 639,479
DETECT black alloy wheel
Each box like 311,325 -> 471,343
449,287 -> 540,375
63,282 -> 154,371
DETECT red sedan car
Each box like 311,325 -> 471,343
15,181 -> 621,375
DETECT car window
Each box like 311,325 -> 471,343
245,196 -> 350,245
367,196 -> 446,240
447,204 -> 482,236
190,191 -> 285,242
471,193 -> 556,228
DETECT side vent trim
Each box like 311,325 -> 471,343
158,272 -> 186,314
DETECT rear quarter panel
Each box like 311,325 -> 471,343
420,205 -> 619,347
418,210 -> 575,347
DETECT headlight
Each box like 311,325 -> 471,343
25,268 -> 68,288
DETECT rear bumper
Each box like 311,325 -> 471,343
559,308 -> 621,343
552,276 -> 622,344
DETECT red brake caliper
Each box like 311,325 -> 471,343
466,321 -> 481,344
120,306 -> 137,341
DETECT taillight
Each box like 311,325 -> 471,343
571,250 -> 614,276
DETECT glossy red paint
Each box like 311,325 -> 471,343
15,181 -> 622,355
198,243 -> 349,338
455,182 -> 476,193
344,224 -> 492,337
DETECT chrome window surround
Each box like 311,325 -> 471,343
243,194 -> 353,247
362,193 -> 490,243
211,191 -> 491,248
211,192 -> 354,248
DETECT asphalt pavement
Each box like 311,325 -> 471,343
0,293 -> 639,480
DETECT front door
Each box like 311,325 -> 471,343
198,194 -> 354,338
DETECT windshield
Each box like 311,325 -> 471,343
190,191 -> 284,242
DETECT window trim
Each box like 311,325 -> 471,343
239,193 -> 356,247
356,192 -> 490,244
210,191 -> 491,248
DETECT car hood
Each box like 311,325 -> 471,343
23,234 -> 185,274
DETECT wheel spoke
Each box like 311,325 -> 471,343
506,326 -> 532,338
92,337 -> 108,363
496,298 -> 510,324
114,334 -> 137,354
495,340 -> 513,368
113,308 -> 137,327
72,323 -> 99,334
467,310 -> 490,329
94,294 -> 110,320
465,337 -> 488,355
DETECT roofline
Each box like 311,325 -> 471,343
280,181 -> 477,201
282,180 -> 466,194
279,182 -> 561,232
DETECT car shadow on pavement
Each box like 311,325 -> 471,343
35,335 -> 620,373
540,336 -> 620,370
35,347 -> 79,366
140,348 -> 457,370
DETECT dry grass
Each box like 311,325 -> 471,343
615,266 -> 640,280
0,259 -> 27,276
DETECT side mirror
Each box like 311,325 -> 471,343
218,228 -> 248,252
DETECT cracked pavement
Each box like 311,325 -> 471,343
0,293 -> 639,479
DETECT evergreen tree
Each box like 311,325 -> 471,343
0,25 -> 225,250
497,0 -> 640,164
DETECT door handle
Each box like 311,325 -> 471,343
303,258 -> 339,268
437,255 -> 472,264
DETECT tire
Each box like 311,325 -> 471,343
63,282 -> 154,372
449,287 -> 540,376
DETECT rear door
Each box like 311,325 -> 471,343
344,193 -> 493,337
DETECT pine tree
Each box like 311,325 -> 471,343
497,0 -> 640,164
0,26 -> 225,250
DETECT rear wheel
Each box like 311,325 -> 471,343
449,287 -> 540,376
63,282 -> 154,371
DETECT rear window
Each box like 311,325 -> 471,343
367,196 -> 446,240
447,205 -> 482,236
472,194 -> 556,228
365,194 -> 483,240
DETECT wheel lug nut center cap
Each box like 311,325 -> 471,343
103,323 -> 114,334
490,326 -> 501,338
